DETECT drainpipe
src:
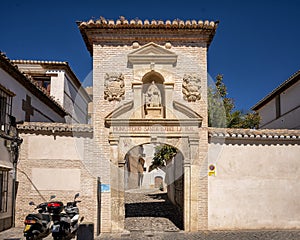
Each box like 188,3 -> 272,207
6,116 -> 23,227
1,130 -> 22,227
11,136 -> 22,227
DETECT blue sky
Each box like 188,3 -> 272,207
1,0 -> 299,112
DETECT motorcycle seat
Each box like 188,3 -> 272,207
42,214 -> 50,222
27,213 -> 43,220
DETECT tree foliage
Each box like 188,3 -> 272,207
208,74 -> 260,129
148,145 -> 178,172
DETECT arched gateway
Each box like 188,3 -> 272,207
77,17 -> 218,232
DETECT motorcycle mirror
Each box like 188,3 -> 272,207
29,201 -> 35,206
50,195 -> 56,200
74,193 -> 80,200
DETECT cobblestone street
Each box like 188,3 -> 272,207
125,188 -> 183,232
2,226 -> 300,240
1,189 -> 300,239
99,230 -> 300,240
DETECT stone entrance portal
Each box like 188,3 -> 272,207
105,113 -> 203,232
100,45 -> 209,232
77,16 -> 217,232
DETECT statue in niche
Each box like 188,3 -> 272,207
145,81 -> 161,108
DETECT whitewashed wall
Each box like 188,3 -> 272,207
281,80 -> 300,115
0,69 -> 65,123
49,71 -> 65,106
208,140 -> 300,229
257,99 -> 277,127
49,71 -> 89,124
257,80 -> 300,129
64,74 -> 88,124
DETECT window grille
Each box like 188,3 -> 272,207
0,86 -> 13,134
0,170 -> 9,213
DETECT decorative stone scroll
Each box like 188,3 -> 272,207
182,74 -> 201,102
104,73 -> 125,101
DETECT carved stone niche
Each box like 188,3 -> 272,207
104,73 -> 125,101
142,71 -> 165,119
182,74 -> 201,102
144,81 -> 163,118
127,42 -> 176,118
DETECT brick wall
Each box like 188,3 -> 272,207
15,131 -> 97,230
92,41 -> 209,232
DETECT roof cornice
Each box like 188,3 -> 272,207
11,60 -> 91,102
252,70 -> 300,110
77,17 -> 219,56
0,52 -> 67,117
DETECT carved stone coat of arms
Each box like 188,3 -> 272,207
104,73 -> 125,101
182,74 -> 201,102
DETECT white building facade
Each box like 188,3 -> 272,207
0,53 -> 68,231
252,70 -> 300,129
12,60 -> 91,124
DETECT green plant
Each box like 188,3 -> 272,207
149,145 -> 177,172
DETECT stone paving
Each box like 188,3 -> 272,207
1,189 -> 300,239
99,230 -> 300,240
124,188 -> 183,232
2,226 -> 300,240
0,227 -> 52,240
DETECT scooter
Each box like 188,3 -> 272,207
64,193 -> 84,238
23,195 -> 55,240
48,193 -> 83,240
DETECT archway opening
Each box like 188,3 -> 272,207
124,143 -> 184,231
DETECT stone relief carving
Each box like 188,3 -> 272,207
104,73 -> 125,101
182,74 -> 201,102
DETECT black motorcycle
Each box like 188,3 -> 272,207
23,196 -> 55,240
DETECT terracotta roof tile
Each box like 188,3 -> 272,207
77,17 -> 219,56
18,122 -> 93,133
208,127 -> 300,139
77,17 -> 218,30
11,59 -> 68,65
